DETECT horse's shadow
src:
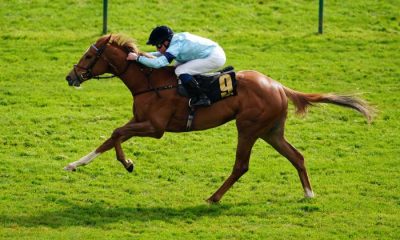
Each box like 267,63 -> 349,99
3,201 -> 244,228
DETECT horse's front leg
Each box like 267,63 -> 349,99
109,120 -> 162,172
64,119 -> 134,172
64,119 -> 161,172
64,150 -> 101,171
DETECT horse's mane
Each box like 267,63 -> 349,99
106,33 -> 140,53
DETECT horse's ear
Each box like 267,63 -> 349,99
105,34 -> 112,43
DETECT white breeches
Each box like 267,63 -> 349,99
175,45 -> 226,76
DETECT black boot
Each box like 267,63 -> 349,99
185,78 -> 211,107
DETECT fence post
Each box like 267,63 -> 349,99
318,0 -> 324,34
103,0 -> 108,34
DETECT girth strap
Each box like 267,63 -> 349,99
186,106 -> 196,131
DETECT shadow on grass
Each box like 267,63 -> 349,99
2,201 -> 248,228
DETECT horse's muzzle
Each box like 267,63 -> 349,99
66,74 -> 81,87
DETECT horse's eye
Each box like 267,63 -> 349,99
85,55 -> 92,60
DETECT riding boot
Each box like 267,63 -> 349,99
185,78 -> 211,107
177,79 -> 189,97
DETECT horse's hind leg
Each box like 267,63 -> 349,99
262,130 -> 314,198
207,135 -> 257,203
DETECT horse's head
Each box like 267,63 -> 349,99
66,34 -> 138,87
66,35 -> 113,87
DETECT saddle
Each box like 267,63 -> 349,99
178,66 -> 237,104
180,66 -> 238,131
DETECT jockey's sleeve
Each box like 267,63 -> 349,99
137,52 -> 175,69
164,52 -> 175,63
150,51 -> 162,57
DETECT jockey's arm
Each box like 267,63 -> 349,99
137,52 -> 175,69
139,52 -> 157,58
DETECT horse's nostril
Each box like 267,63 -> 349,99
66,76 -> 73,86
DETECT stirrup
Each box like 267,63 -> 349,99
189,97 -> 211,107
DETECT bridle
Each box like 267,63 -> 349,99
69,39 -> 178,97
71,42 -> 131,86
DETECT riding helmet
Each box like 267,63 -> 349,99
146,26 -> 174,45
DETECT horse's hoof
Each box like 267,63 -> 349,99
126,159 -> 134,173
64,164 -> 76,172
304,189 -> 315,198
206,198 -> 220,205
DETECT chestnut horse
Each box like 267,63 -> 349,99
65,34 -> 373,203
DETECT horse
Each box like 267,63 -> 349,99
64,34 -> 373,203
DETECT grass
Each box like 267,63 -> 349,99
0,0 -> 399,239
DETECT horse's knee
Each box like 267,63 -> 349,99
111,128 -> 123,139
241,167 -> 249,176
233,164 -> 249,176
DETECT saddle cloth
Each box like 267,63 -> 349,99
193,66 -> 237,103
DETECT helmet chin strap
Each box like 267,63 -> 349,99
163,41 -> 170,49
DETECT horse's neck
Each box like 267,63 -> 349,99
119,63 -> 177,95
105,45 -> 177,94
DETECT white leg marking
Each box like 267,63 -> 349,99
304,188 -> 315,198
64,151 -> 100,171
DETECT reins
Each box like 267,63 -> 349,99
76,40 -> 178,97
132,67 -> 177,97
133,84 -> 177,97
93,60 -> 132,80
94,56 -> 178,97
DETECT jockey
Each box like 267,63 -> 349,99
127,26 -> 226,107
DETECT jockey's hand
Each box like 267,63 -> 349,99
126,52 -> 139,61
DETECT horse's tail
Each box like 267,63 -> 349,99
282,86 -> 375,123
